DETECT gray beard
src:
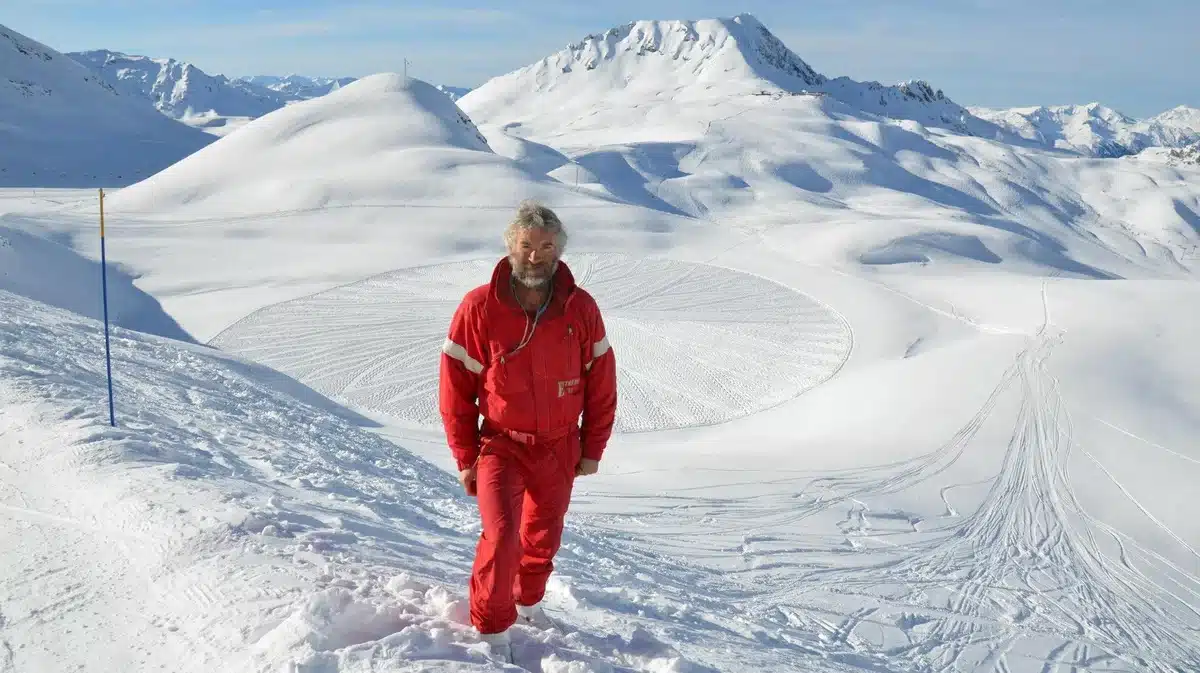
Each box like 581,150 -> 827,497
512,258 -> 558,288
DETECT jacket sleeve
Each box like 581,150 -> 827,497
439,296 -> 487,471
580,299 -> 617,461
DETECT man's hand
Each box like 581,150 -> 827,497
459,465 -> 478,496
575,458 -> 599,477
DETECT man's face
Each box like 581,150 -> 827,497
509,227 -> 559,289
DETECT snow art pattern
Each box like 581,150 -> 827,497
210,253 -> 852,433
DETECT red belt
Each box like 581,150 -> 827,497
485,421 -> 575,446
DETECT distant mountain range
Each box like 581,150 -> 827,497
66,50 -> 472,136
970,102 -> 1200,158
1,12 -> 1196,189
0,27 -> 214,186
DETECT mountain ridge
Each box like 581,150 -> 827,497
970,101 -> 1200,157
0,24 -> 214,186
457,13 -> 1008,139
460,12 -> 1198,156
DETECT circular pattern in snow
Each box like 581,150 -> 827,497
211,253 -> 852,433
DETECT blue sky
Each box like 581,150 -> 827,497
8,0 -> 1198,118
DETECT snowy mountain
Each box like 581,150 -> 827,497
458,13 -> 1006,139
436,84 -> 472,101
0,25 -> 214,186
971,102 -> 1200,157
69,49 -> 287,118
66,55 -> 473,138
1168,141 -> 1200,165
233,76 -> 473,106
238,73 -> 357,99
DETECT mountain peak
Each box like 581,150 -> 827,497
459,14 -> 989,137
548,14 -> 824,93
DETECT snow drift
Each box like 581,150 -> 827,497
0,25 -> 214,187
0,221 -> 192,341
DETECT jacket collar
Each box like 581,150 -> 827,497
488,255 -> 577,318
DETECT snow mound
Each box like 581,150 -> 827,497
0,25 -> 214,187
0,220 -> 193,341
103,74 -> 531,215
459,13 -> 1000,137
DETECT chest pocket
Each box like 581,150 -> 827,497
483,325 -> 532,395
548,322 -> 583,398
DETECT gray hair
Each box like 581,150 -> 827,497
504,199 -> 568,252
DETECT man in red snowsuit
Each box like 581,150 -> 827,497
438,200 -> 617,660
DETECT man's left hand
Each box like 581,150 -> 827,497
575,458 -> 599,477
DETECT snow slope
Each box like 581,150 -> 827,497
971,103 -> 1200,157
0,25 -> 214,187
0,222 -> 192,341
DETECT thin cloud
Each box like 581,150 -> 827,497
158,4 -> 520,48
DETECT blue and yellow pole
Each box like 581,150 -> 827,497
99,188 -> 116,427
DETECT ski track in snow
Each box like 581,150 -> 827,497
579,280 -> 1200,672
209,252 -> 853,434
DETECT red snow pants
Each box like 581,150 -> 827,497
469,427 -> 580,634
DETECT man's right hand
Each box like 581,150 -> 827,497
459,465 -> 478,497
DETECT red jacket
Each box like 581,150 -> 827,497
439,257 -> 617,471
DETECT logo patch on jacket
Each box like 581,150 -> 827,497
557,378 -> 581,397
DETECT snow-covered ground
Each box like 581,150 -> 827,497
3,11 -> 1200,673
